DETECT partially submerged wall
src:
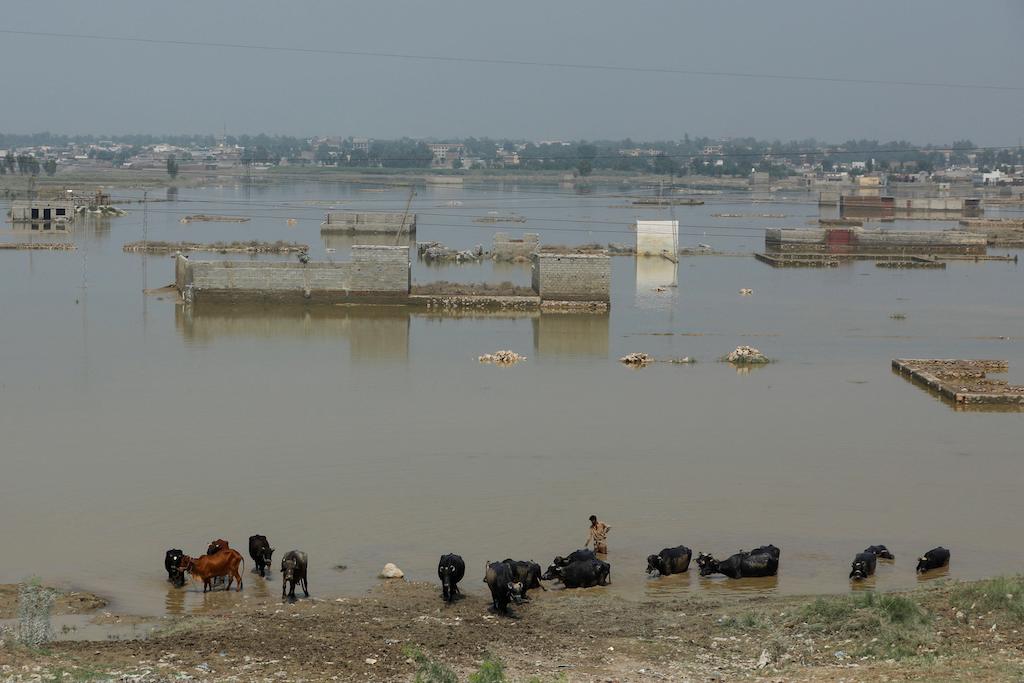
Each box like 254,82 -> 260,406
175,246 -> 410,303
321,212 -> 416,235
765,227 -> 987,254
531,253 -> 610,303
840,195 -> 982,218
635,220 -> 678,256
492,232 -> 539,261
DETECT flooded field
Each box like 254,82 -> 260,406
1,180 -> 1022,617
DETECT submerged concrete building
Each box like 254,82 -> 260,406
765,226 -> 987,254
8,200 -> 76,223
839,195 -> 982,219
176,246 -> 611,308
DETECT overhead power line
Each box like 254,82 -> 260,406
1,29 -> 1022,92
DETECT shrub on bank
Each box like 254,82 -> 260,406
795,591 -> 932,660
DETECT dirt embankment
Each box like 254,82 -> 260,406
0,584 -> 106,619
2,578 -> 1024,681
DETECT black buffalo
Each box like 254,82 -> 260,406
281,550 -> 309,599
916,547 -> 950,574
864,544 -> 895,560
750,544 -> 781,561
165,549 -> 185,587
542,549 -> 597,580
696,547 -> 779,579
484,561 -> 523,615
438,553 -> 465,603
849,552 -> 877,580
544,558 -> 610,588
501,559 -> 547,600
249,535 -> 275,578
646,546 -> 692,576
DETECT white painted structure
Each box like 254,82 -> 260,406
635,219 -> 678,257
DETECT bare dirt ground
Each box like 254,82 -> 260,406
1,578 -> 1023,681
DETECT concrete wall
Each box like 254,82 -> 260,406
531,253 -> 610,302
176,246 -> 410,303
321,211 -> 416,235
635,220 -> 678,256
766,227 -> 987,254
492,232 -> 539,260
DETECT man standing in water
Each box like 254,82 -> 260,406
585,515 -> 611,554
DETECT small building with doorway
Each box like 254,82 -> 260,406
7,200 -> 76,223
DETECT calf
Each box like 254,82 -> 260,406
864,545 -> 895,560
646,546 -> 692,576
501,559 -> 547,600
483,561 -> 522,615
181,549 -> 244,592
916,547 -> 950,574
438,554 -> 465,603
542,549 -> 597,580
165,549 -> 185,587
546,558 -> 610,588
207,539 -> 229,555
696,549 -> 779,579
281,550 -> 309,600
849,552 -> 877,580
249,535 -> 275,578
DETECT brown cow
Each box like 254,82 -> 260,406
181,549 -> 244,592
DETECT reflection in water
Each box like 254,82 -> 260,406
9,221 -> 72,234
532,312 -> 610,358
635,256 -> 678,310
164,585 -> 186,615
730,362 -> 770,376
849,578 -> 877,592
321,231 -> 412,256
698,575 -> 779,593
644,570 -> 692,598
916,566 -> 950,583
175,304 -> 410,361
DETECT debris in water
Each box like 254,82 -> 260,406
668,357 -> 695,364
890,312 -> 907,320
179,214 -> 250,224
620,353 -> 653,366
739,288 -> 753,296
724,346 -> 770,364
479,350 -> 526,365
379,563 -> 404,579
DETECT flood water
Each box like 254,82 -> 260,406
1,179 -> 1022,616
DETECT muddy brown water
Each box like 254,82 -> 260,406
1,182 -> 1022,617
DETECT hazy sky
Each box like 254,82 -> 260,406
3,0 -> 1021,144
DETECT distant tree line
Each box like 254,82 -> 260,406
2,132 -> 1021,175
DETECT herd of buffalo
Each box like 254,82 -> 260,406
164,537 -> 951,615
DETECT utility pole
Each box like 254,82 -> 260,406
142,190 -> 149,314
395,186 -> 416,245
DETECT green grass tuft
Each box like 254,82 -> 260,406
951,576 -> 1024,623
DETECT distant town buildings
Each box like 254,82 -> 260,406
427,143 -> 466,168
